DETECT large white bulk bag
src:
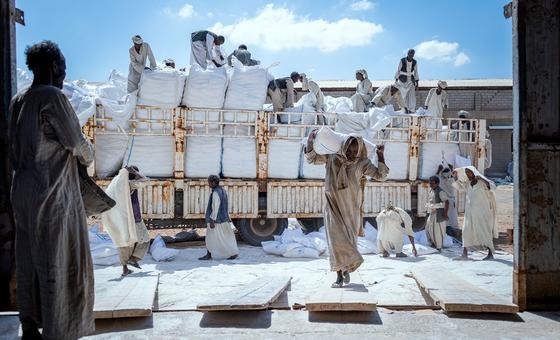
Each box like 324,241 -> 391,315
383,142 -> 409,180
137,69 -> 186,108
123,135 -> 175,177
312,126 -> 346,154
94,134 -> 130,178
222,137 -> 256,178
268,139 -> 301,179
419,141 -> 460,179
182,65 -> 227,108
223,62 -> 272,110
301,154 -> 326,179
185,136 -> 222,178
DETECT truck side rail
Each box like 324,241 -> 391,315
94,104 -> 175,136
268,111 -> 336,140
183,107 -> 258,138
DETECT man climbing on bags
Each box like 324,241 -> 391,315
128,35 -> 157,93
199,175 -> 240,261
267,72 -> 300,112
190,30 -> 226,69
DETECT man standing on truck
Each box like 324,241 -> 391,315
190,30 -> 226,69
424,80 -> 449,117
128,35 -> 157,93
9,40 -> 95,339
228,44 -> 260,66
199,175 -> 239,261
305,131 -> 388,288
395,49 -> 419,113
267,72 -> 300,112
425,176 -> 450,251
299,73 -> 325,113
350,69 -> 374,112
372,83 -> 407,112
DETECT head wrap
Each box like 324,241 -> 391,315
437,80 -> 448,89
132,35 -> 143,45
455,166 -> 496,192
457,110 -> 471,118
356,69 -> 368,79
300,73 -> 309,91
334,135 -> 368,190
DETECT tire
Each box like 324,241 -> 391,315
297,218 -> 324,233
363,217 -> 378,229
237,218 -> 288,246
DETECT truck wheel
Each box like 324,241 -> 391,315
237,218 -> 288,246
363,217 -> 378,229
297,218 -> 324,233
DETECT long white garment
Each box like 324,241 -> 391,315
395,80 -> 416,112
206,191 -> 239,259
101,169 -> 137,248
376,207 -> 414,254
438,171 -> 459,228
351,78 -> 373,112
190,33 -> 224,69
372,85 -> 406,110
424,88 -> 448,117
425,188 -> 449,249
453,166 -> 498,251
305,80 -> 325,112
128,43 -> 157,93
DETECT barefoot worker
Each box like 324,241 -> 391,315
102,166 -> 151,276
305,130 -> 388,287
452,166 -> 498,260
199,175 -> 239,261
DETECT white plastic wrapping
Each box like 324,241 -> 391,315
150,235 -> 179,262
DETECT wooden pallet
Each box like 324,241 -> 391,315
94,273 -> 160,319
197,276 -> 292,311
412,268 -> 518,313
305,275 -> 377,312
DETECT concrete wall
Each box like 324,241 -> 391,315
303,86 -> 513,176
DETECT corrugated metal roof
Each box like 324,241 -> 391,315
304,79 -> 513,89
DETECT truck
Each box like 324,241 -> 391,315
85,104 -> 487,246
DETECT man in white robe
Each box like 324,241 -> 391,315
128,35 -> 157,93
190,30 -> 225,69
452,166 -> 498,260
372,83 -> 407,111
437,164 -> 459,228
300,73 -> 325,113
376,205 -> 417,257
199,175 -> 239,260
350,69 -> 373,112
424,80 -> 449,117
425,176 -> 449,250
101,166 -> 150,276
395,49 -> 419,113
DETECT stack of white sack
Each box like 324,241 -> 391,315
223,58 -> 274,110
261,227 -> 327,258
268,138 -> 301,179
277,93 -> 317,124
418,139 -> 460,179
222,111 -> 257,178
122,135 -> 175,177
150,235 -> 179,262
182,66 -> 227,177
94,133 -> 130,179
137,68 -> 187,108
304,126 -> 378,160
88,225 -> 120,266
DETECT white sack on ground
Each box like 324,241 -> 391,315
94,134 -> 130,178
150,235 -> 179,262
88,225 -> 120,266
222,137 -> 257,178
183,65 -> 227,108
138,68 -> 187,108
419,141 -> 460,179
268,139 -> 301,179
185,136 -> 223,178
262,227 -> 327,258
123,136 -> 175,177
224,60 -> 273,110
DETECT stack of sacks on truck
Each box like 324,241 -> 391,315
221,61 -> 272,178
269,94 -> 316,179
417,113 -> 460,179
120,68 -> 186,177
183,65 -> 228,178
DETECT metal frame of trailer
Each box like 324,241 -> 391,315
85,105 -> 486,241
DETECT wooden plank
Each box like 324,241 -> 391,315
197,276 -> 292,311
305,276 -> 377,312
94,273 -> 159,319
412,268 -> 518,314
268,290 -> 291,310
